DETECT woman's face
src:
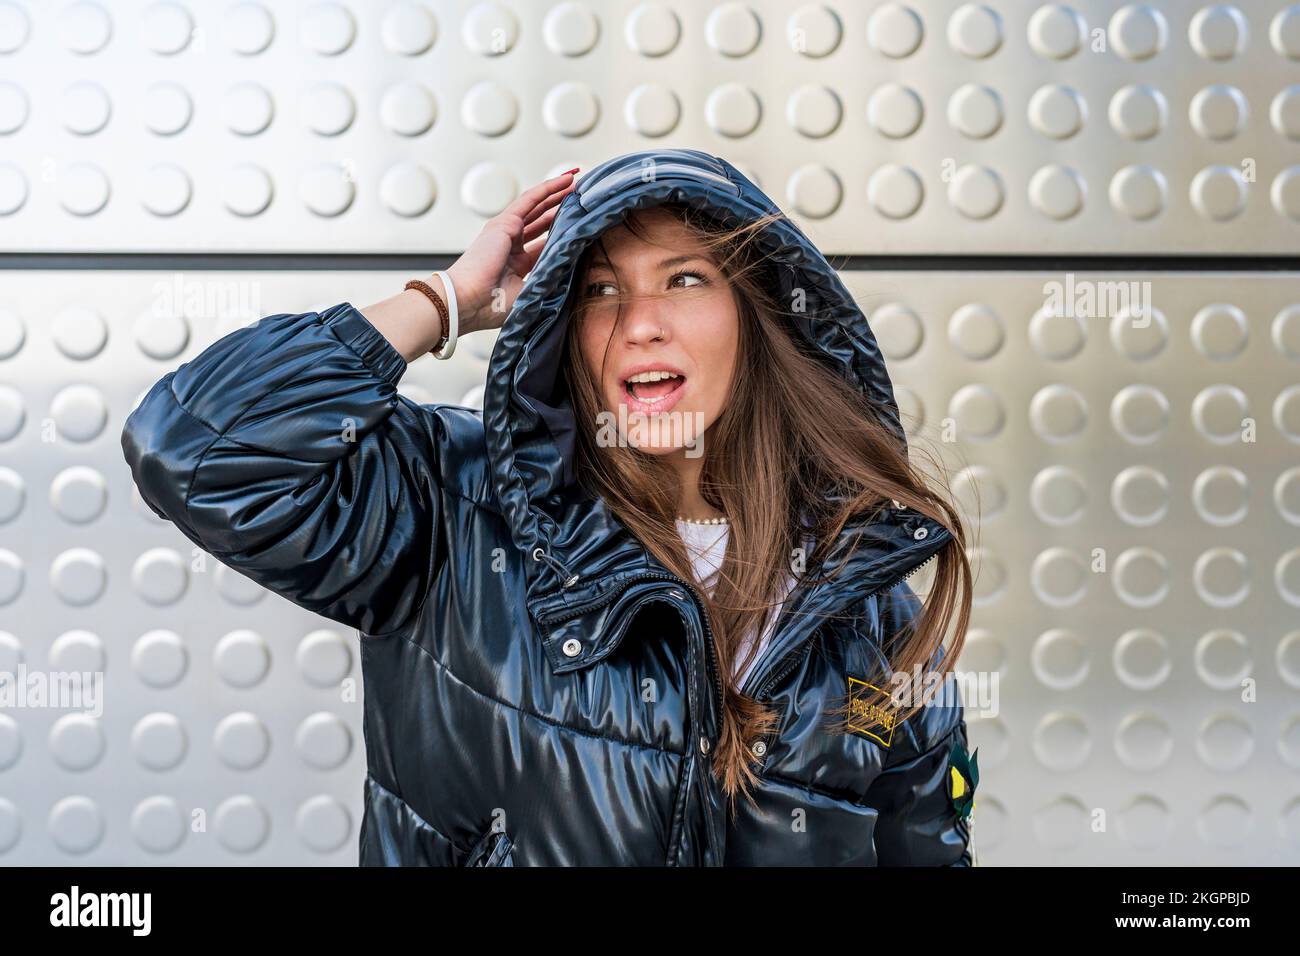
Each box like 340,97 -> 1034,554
574,207 -> 740,454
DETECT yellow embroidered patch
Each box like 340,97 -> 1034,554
846,676 -> 897,749
950,765 -> 966,799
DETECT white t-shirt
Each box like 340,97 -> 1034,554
674,519 -> 799,691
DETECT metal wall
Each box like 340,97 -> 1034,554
0,1 -> 1296,864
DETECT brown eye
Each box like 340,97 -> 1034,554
671,270 -> 709,289
585,281 -> 617,298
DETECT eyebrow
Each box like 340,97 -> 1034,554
587,253 -> 713,271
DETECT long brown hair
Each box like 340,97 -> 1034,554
562,200 -> 972,816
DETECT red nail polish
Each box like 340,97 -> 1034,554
564,167 -> 580,175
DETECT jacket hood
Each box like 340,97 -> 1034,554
482,148 -> 926,598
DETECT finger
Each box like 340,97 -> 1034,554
504,170 -> 579,222
513,231 -> 553,275
522,181 -> 575,229
521,204 -> 561,245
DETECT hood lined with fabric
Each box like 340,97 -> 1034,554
482,148 -> 917,597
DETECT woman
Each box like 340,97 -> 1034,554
122,148 -> 978,866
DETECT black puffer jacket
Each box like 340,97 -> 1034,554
122,148 -> 977,866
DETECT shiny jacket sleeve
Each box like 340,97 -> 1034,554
121,301 -> 444,637
865,581 -> 976,866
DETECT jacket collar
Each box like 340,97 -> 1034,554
480,148 -> 946,610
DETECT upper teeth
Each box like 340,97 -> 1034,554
626,371 -> 680,383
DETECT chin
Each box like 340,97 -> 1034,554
607,401 -> 710,457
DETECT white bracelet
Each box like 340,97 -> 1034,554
431,269 -> 459,360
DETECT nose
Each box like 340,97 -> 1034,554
620,298 -> 669,346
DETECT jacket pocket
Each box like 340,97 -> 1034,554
463,825 -> 515,867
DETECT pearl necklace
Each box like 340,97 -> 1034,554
676,515 -> 729,525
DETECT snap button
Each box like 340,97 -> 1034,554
751,740 -> 767,757
913,526 -> 928,540
891,499 -> 905,510
699,735 -> 711,755
561,638 -> 583,657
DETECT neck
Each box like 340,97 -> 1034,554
670,448 -> 726,522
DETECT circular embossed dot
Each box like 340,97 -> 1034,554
1194,549 -> 1251,608
543,81 -> 601,137
1109,84 -> 1166,140
1030,547 -> 1088,607
1110,385 -> 1170,444
296,630 -> 352,687
1111,547 -> 1169,608
1031,629 -> 1088,689
137,162 -> 191,217
131,712 -> 187,769
1191,384 -> 1249,443
1196,796 -> 1252,848
1109,305 -> 1168,360
624,83 -> 679,137
1028,307 -> 1087,360
705,2 -> 761,57
786,164 -> 841,218
140,2 -> 194,55
1192,465 -> 1249,527
1278,631 -> 1300,689
1032,797 -> 1088,849
221,163 -> 273,217
0,162 -> 26,215
1109,165 -> 1167,220
214,796 -> 270,853
132,630 -> 188,688
380,162 -> 436,217
1108,3 -> 1167,60
49,629 -> 104,672
52,307 -> 108,360
0,2 -> 31,53
460,80 -> 518,136
788,85 -> 842,138
948,83 -> 1002,138
49,466 -> 107,524
381,1 -> 437,55
0,712 -> 20,771
867,3 -> 923,58
0,306 -> 24,358
947,384 -> 1005,440
48,796 -> 104,854
1272,86 -> 1300,139
947,165 -> 1003,219
1273,304 -> 1300,360
1027,4 -> 1085,59
0,467 -> 23,523
1028,164 -> 1085,219
462,2 -> 519,55
1190,303 -> 1247,360
0,386 -> 23,441
704,83 -> 759,138
1030,465 -> 1087,525
948,3 -> 1002,58
133,309 -> 190,360
1027,84 -> 1085,139
224,1 -> 274,55
213,631 -> 270,687
0,632 -> 23,674
1029,384 -> 1088,442
624,3 -> 680,56
142,82 -> 193,135
51,548 -> 107,606
58,162 -> 111,216
1033,712 -> 1091,771
1190,4 -> 1248,60
1194,629 -> 1251,688
297,796 -> 352,852
213,562 -> 266,605
947,303 -> 1003,359
867,165 -> 923,219
222,80 -> 273,134
1196,712 -> 1254,770
300,2 -> 355,55
49,714 -> 105,771
1114,711 -> 1173,769
1112,465 -> 1170,527
214,712 -> 271,769
295,712 -> 353,769
1272,167 -> 1300,221
1117,795 -> 1173,850
870,303 -> 923,360
1113,629 -> 1171,690
0,82 -> 26,135
131,547 -> 188,605
0,550 -> 22,605
59,2 -> 112,55
460,162 -> 517,217
1189,85 -> 1248,140
299,163 -> 354,216
867,83 -> 923,138
0,797 -> 19,853
60,80 -> 111,135
380,81 -> 436,136
786,4 -> 842,57
302,82 -> 355,135
1190,165 -> 1248,220
131,796 -> 186,853
1272,5 -> 1300,58
544,1 -> 600,56
49,385 -> 108,442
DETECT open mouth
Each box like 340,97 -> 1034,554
622,370 -> 687,412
